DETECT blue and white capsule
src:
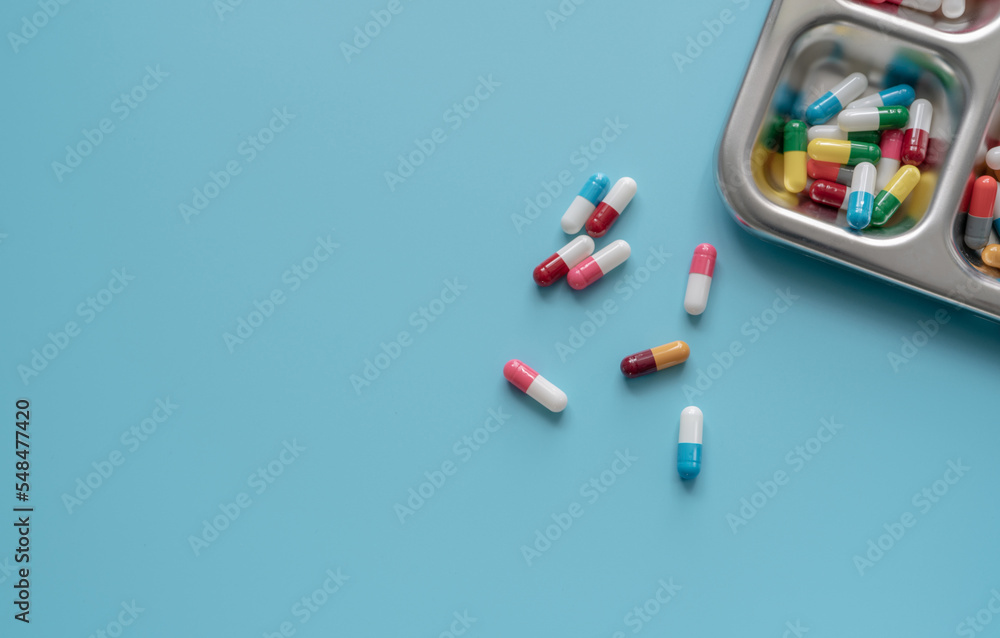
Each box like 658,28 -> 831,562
847,162 -> 877,230
806,72 -> 868,125
677,406 -> 703,480
561,173 -> 611,234
846,84 -> 916,110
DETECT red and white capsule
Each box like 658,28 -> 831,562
684,243 -> 716,315
503,359 -> 567,412
533,235 -> 595,287
567,239 -> 630,290
901,99 -> 932,166
876,129 -> 903,191
585,177 -> 637,238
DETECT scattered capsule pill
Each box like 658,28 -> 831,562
965,176 -> 997,250
876,129 -> 904,191
567,239 -> 630,290
808,159 -> 854,185
561,173 -> 611,234
808,138 -> 881,166
677,406 -> 703,480
810,180 -> 852,209
503,359 -> 567,412
806,72 -> 868,125
533,235 -> 595,287
847,162 -> 877,229
807,125 -> 880,144
901,98 -> 932,166
586,177 -> 636,238
872,165 -> 921,226
987,146 -> 1000,171
620,341 -> 690,378
982,244 -> 1000,268
684,243 -> 716,315
838,106 -> 909,132
783,120 -> 808,193
846,84 -> 916,109
941,0 -> 965,17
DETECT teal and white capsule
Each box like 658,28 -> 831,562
846,84 -> 916,109
838,106 -> 909,132
847,162 -> 877,229
561,173 -> 611,234
806,72 -> 868,125
677,406 -> 703,480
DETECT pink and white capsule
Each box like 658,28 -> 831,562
684,243 -> 717,315
876,129 -> 903,191
503,359 -> 567,412
567,239 -> 631,290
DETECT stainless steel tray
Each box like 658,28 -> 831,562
717,0 -> 1000,321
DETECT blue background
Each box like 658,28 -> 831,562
3,0 -> 1000,636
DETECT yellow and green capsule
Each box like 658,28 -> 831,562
783,120 -> 808,193
807,139 -> 881,166
871,165 -> 921,226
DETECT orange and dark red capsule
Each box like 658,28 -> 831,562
620,340 -> 690,378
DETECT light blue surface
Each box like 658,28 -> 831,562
3,1 -> 1000,636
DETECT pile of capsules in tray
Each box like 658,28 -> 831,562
773,68 -> 1000,267
502,173 -> 715,480
782,72 -> 933,231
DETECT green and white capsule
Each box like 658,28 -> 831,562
838,106 -> 909,132
807,125 -> 880,145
